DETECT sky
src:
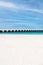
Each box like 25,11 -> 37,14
0,0 -> 43,30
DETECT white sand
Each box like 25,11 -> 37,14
0,35 -> 43,65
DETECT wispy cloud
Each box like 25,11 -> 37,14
0,1 -> 43,14
0,1 -> 17,9
25,8 -> 43,14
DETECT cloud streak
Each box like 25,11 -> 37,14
0,1 -> 43,14
0,1 -> 17,9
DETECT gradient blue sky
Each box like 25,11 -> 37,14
0,0 -> 43,30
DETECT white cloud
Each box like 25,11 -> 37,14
27,8 -> 43,14
0,1 -> 18,9
0,1 -> 43,14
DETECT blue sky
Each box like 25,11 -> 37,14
0,0 -> 43,30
